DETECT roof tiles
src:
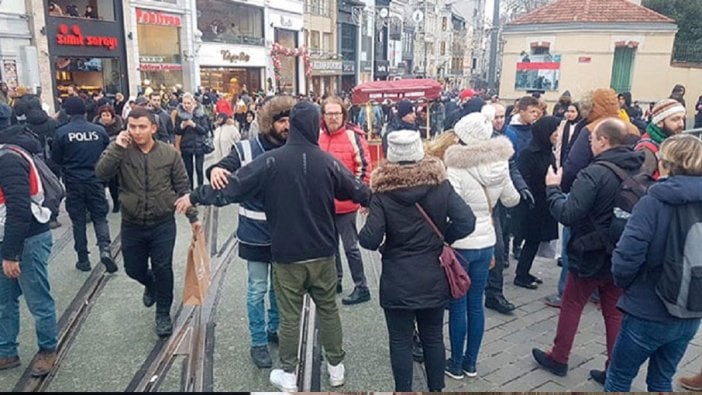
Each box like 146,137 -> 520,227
509,0 -> 675,25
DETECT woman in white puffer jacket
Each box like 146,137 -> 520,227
443,111 -> 521,380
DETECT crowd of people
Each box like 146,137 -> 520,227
0,78 -> 701,394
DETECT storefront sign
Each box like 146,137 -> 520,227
221,50 -> 251,63
56,24 -> 118,51
374,60 -> 389,77
136,9 -> 182,27
139,63 -> 183,71
140,56 -> 165,63
342,60 -> 355,75
311,60 -> 342,76
269,10 -> 304,31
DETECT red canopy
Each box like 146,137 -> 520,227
351,79 -> 442,105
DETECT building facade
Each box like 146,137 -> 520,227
304,0 -> 340,96
268,0 -> 306,95
0,1 -> 39,99
338,0 -> 361,93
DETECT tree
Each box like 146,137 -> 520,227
644,0 -> 702,62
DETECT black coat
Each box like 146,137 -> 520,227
174,104 -> 210,155
190,101 -> 371,264
359,157 -> 476,310
515,118 -> 559,242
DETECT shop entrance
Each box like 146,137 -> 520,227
54,56 -> 122,99
199,67 -> 261,97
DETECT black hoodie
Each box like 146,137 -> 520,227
0,125 -> 50,260
190,101 -> 371,263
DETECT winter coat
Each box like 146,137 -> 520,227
358,156 -> 476,309
216,98 -> 233,118
444,136 -> 521,250
24,109 -> 58,158
319,122 -> 372,214
515,122 -> 559,242
150,107 -> 174,144
503,121 -> 532,162
189,101 -> 371,264
0,126 -> 50,260
612,175 -> 702,322
174,104 -> 210,155
95,140 -> 198,227
52,115 -> 110,184
211,122 -> 240,163
547,146 -> 644,277
93,115 -> 124,138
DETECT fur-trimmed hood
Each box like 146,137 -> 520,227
176,102 -> 205,119
371,156 -> 447,200
258,95 -> 296,135
443,135 -> 514,168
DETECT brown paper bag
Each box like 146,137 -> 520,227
183,234 -> 212,305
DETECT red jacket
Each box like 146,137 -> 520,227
319,122 -> 372,214
216,98 -> 233,118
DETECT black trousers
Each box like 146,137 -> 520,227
486,203 -> 507,299
383,306 -> 445,391
65,181 -> 110,261
515,239 -> 540,283
122,219 -> 176,316
181,152 -> 204,190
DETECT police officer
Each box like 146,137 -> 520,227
52,96 -> 116,273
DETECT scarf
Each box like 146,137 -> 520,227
645,122 -> 668,144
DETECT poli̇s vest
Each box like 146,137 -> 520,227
235,138 -> 270,246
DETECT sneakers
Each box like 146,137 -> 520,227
270,369 -> 298,392
513,278 -> 539,289
342,287 -> 371,305
445,360 -> 464,380
30,350 -> 56,377
75,260 -> 91,272
590,369 -> 606,385
250,345 -> 272,369
462,363 -> 477,378
267,331 -> 279,345
100,247 -> 118,273
156,315 -> 173,338
327,361 -> 345,387
532,348 -> 567,377
544,294 -> 562,308
485,295 -> 516,314
679,372 -> 702,391
0,355 -> 20,371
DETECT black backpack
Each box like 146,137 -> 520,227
655,202 -> 702,318
596,161 -> 653,245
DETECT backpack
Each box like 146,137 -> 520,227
655,202 -> 702,318
595,161 -> 653,246
0,144 -> 65,220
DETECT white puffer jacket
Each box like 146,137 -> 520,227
444,135 -> 521,250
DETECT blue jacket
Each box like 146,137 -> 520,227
612,175 -> 702,322
504,123 -> 532,162
52,116 -> 109,184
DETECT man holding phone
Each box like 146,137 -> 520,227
95,107 -> 200,337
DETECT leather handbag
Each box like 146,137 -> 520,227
415,203 -> 471,299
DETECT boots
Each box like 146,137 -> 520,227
680,370 -> 702,391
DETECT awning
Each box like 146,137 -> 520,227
351,78 -> 442,105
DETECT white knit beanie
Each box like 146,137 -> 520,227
454,112 -> 493,143
386,130 -> 424,163
651,98 -> 686,125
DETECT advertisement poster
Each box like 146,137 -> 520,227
515,52 -> 560,91
2,59 -> 18,95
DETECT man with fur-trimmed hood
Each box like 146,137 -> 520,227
204,94 -> 296,369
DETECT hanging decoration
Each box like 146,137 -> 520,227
270,42 -> 312,82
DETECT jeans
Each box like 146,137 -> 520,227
384,307 -> 445,391
121,219 -> 177,316
557,227 -> 571,296
604,314 -> 701,392
272,257 -> 343,372
448,246 -> 494,369
550,273 -> 622,365
515,239 -> 539,283
486,204 -> 506,299
65,181 -> 111,261
334,212 -> 367,288
0,231 -> 57,356
247,261 -> 279,347
181,152 -> 204,190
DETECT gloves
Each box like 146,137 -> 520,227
520,188 -> 535,209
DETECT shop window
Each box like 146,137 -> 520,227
197,0 -> 264,45
48,0 -> 115,21
200,67 -> 261,97
55,57 -> 122,97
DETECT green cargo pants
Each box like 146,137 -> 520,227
272,257 -> 345,372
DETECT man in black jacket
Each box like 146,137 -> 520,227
0,125 -> 58,377
52,96 -> 116,273
176,101 -> 371,392
531,117 -> 644,384
148,92 -> 174,144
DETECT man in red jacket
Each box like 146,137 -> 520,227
319,96 -> 372,305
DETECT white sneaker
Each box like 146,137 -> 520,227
328,361 -> 345,387
269,369 -> 298,392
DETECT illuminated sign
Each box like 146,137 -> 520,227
136,9 -> 182,27
56,24 -> 118,51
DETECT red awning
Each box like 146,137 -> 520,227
351,79 -> 442,105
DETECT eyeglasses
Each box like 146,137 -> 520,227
324,112 -> 343,118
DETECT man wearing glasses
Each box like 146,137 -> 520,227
319,96 -> 373,305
